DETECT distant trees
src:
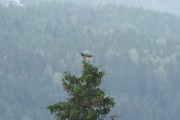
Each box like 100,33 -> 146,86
47,57 -> 115,120
1,2 -> 180,120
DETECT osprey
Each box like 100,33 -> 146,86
81,53 -> 93,58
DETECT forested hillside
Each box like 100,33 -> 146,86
19,0 -> 180,16
60,0 -> 180,16
1,3 -> 180,120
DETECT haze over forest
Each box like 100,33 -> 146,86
19,0 -> 180,16
1,0 -> 180,120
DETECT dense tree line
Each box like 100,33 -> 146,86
1,3 -> 180,120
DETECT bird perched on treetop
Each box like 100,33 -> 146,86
81,53 -> 94,58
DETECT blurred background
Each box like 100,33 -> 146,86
0,0 -> 180,120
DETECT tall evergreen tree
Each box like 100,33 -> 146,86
47,56 -> 115,120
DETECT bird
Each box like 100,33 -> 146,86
81,53 -> 94,58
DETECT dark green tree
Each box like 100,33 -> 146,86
47,57 -> 115,120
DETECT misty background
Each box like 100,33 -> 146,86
0,0 -> 180,120
18,0 -> 180,16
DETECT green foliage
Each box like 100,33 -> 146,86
1,2 -> 180,120
47,58 -> 115,120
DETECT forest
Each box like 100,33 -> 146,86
1,2 -> 180,120
18,0 -> 180,16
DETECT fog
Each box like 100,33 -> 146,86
0,0 -> 180,120
18,0 -> 180,16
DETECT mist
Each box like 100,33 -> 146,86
0,0 -> 180,120
17,0 -> 180,16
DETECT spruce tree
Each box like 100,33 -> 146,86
47,56 -> 115,120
